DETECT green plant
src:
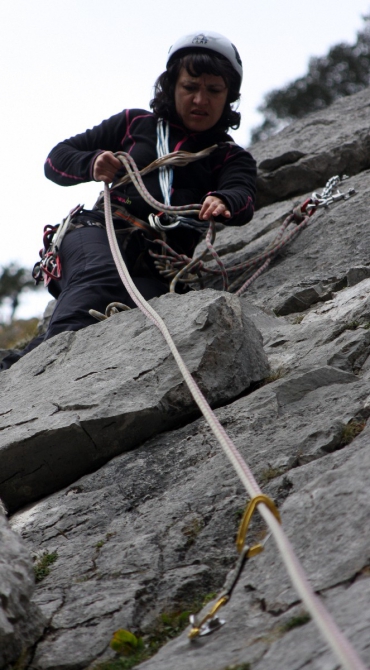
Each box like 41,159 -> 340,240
234,508 -> 245,522
202,591 -> 218,605
250,15 -> 370,142
110,630 -> 144,656
94,591 -> 225,670
344,320 -> 360,331
94,611 -> 191,670
95,540 -> 105,550
280,612 -> 311,632
94,656 -> 142,670
260,465 -> 286,485
33,551 -> 58,583
146,610 -> 191,651
339,419 -> 366,447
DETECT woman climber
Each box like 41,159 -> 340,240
1,30 -> 256,370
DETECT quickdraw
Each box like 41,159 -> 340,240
102,177 -> 366,669
292,174 -> 356,222
188,495 -> 281,639
149,174 -> 357,295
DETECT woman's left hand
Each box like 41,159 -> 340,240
199,195 -> 231,220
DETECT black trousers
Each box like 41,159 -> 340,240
1,226 -> 168,370
44,226 -> 168,339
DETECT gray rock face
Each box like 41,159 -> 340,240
37,299 -> 56,335
4,88 -> 370,670
0,290 -> 268,513
252,87 -> 370,207
0,505 -> 45,668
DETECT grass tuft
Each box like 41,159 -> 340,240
94,592 -> 224,670
260,465 -> 286,485
344,320 -> 360,331
339,419 -> 366,447
280,612 -> 311,632
33,551 -> 58,583
263,367 -> 287,384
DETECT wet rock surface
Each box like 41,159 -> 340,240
2,88 -> 370,669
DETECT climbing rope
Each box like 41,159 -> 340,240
102,158 -> 365,669
148,174 -> 356,295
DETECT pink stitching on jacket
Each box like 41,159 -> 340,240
234,196 -> 254,215
45,157 -> 84,181
121,111 -> 153,154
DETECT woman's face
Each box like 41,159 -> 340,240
174,67 -> 228,132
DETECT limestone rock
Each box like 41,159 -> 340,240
135,435 -> 370,670
6,88 -> 370,670
0,504 -> 45,668
37,299 -> 56,335
194,168 -> 370,304
10,267 -> 370,669
0,290 -> 268,512
252,87 -> 370,207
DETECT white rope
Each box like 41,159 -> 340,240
156,118 -> 173,206
103,180 -> 367,670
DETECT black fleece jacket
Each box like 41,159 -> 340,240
45,109 -> 257,257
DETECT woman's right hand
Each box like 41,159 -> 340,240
93,151 -> 122,183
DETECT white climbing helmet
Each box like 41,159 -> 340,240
167,31 -> 243,84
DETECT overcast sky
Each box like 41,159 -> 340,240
1,0 -> 369,319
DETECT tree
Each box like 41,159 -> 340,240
0,263 -> 38,321
251,15 -> 370,143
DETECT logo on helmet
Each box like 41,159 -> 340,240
231,44 -> 242,67
192,34 -> 208,45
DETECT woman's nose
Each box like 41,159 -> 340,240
193,89 -> 207,105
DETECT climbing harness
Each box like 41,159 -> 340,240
34,128 -> 356,297
32,141 -> 217,288
99,160 -> 365,670
32,204 -> 84,286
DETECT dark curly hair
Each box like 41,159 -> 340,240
150,51 -> 241,131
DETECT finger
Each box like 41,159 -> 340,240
213,205 -> 231,218
104,154 -> 122,171
200,203 -> 231,220
198,203 -> 208,219
93,152 -> 121,182
94,168 -> 116,184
